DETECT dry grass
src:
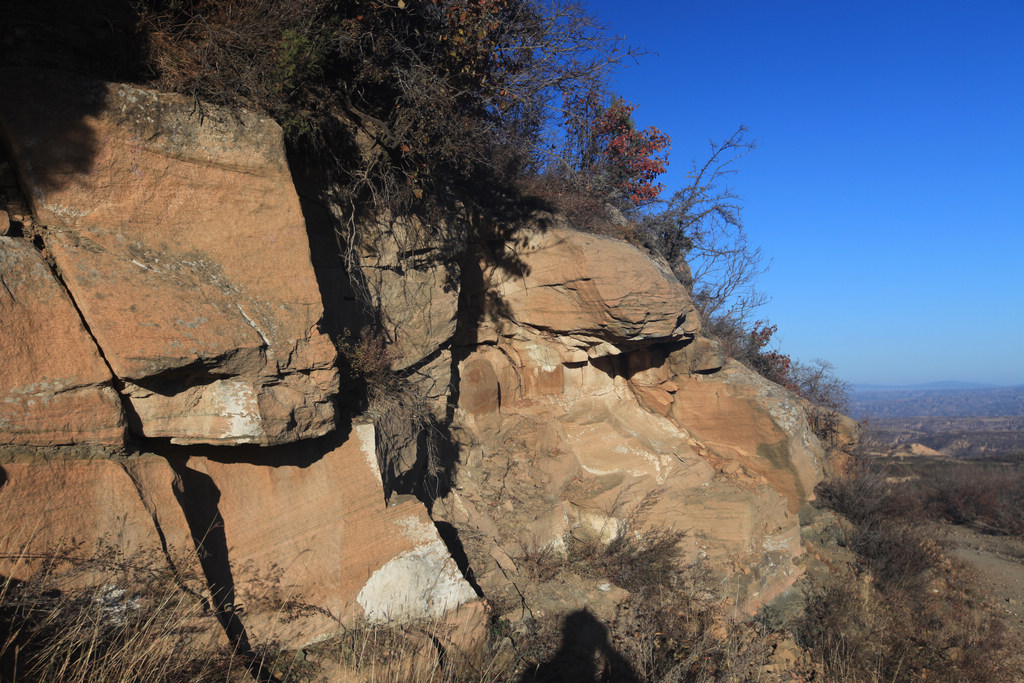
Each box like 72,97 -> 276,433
514,174 -> 647,246
913,460 -> 1024,536
799,564 -> 1021,683
803,459 -> 1024,681
0,546 -> 246,682
11,454 -> 1021,682
302,618 -> 517,683
0,537 -> 505,683
504,504 -> 776,682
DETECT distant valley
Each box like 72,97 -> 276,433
851,384 -> 1024,419
851,385 -> 1024,458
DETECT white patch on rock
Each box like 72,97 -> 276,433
212,380 -> 262,440
576,510 -> 622,546
762,530 -> 798,553
355,423 -> 381,480
236,304 -> 271,347
524,341 -> 558,372
356,517 -> 477,623
398,516 -> 439,545
40,201 -> 89,220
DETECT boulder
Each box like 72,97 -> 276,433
440,325 -> 816,613
474,226 -> 699,356
669,362 -> 824,513
438,227 -> 823,614
668,336 -> 725,375
0,68 -> 338,445
172,424 -> 479,644
0,454 -> 194,584
0,236 -> 125,445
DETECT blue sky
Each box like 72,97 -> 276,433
584,0 -> 1024,386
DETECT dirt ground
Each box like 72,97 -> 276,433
947,524 -> 1024,632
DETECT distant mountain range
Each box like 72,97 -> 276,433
852,381 -> 1000,392
849,384 -> 1024,419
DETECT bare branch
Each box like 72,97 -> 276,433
641,125 -> 765,325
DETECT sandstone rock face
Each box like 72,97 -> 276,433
0,68 -> 337,445
0,65 -> 833,654
472,225 -> 700,357
357,217 -> 461,372
670,362 -> 824,513
194,425 -> 476,631
0,237 -> 125,445
0,454 -> 194,586
438,227 -> 824,614
0,424 -> 480,647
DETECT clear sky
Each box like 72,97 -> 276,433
584,0 -> 1024,386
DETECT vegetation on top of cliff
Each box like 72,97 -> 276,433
5,1 -> 680,227
3,0 -> 842,415
128,0 -> 659,230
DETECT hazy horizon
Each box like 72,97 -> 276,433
852,380 -> 1024,391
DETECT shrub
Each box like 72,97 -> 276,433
507,489 -> 775,682
701,317 -> 796,390
606,567 -> 772,683
804,460 -> 1024,681
332,324 -> 401,413
913,461 -> 1024,536
788,359 -> 851,445
555,90 -> 669,210
132,1 -> 642,222
513,543 -> 772,683
799,557 -> 1022,683
515,174 -> 616,230
641,125 -> 765,321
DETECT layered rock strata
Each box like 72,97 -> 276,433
437,226 -> 824,613
0,236 -> 125,445
0,68 -> 338,445
0,69 -> 480,651
0,67 -> 832,655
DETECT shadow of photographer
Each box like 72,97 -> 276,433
519,609 -> 640,683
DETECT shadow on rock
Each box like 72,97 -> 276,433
167,457 -> 281,683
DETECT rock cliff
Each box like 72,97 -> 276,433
1,68 -> 337,446
0,69 -> 479,650
0,69 -> 826,653
435,226 -> 822,615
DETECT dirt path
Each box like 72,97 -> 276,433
947,525 -> 1024,631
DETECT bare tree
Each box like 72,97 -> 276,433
790,358 -> 851,444
642,126 -> 767,324
790,359 -> 851,414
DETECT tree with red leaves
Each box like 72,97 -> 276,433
559,90 -> 670,210
747,320 -> 795,390
592,98 -> 670,205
